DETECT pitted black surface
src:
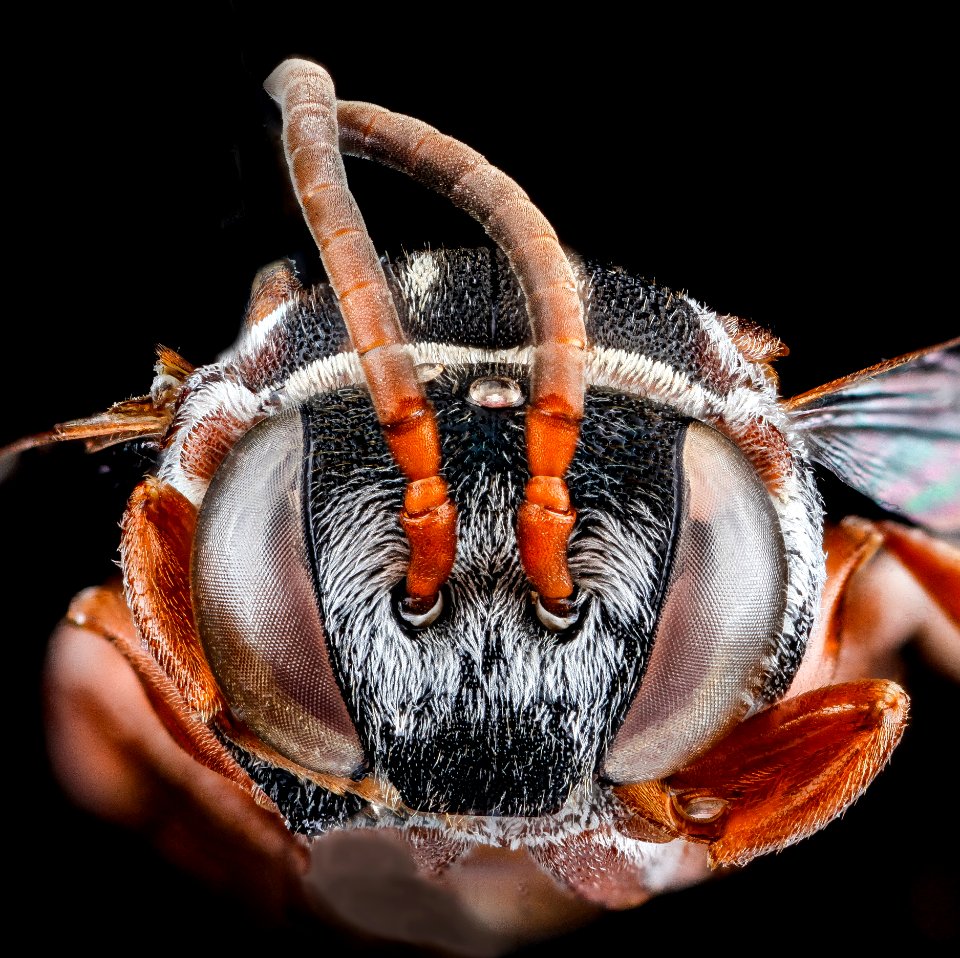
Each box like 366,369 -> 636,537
580,261 -> 716,382
238,246 -> 723,392
380,708 -> 580,817
216,729 -> 365,836
389,248 -> 715,382
387,247 -> 530,349
234,282 -> 350,392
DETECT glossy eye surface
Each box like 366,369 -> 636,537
602,421 -> 788,783
192,408 -> 365,778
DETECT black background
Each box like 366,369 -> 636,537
6,5 -> 957,951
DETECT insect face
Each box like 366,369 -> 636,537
178,241 -> 820,833
10,47 -> 957,952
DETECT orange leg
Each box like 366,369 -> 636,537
833,518 -> 959,684
614,679 -> 908,867
613,516 -> 959,868
791,517 -> 960,694
43,587 -> 313,923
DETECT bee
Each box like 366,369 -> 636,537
10,49 -> 958,955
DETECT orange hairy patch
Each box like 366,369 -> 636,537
179,410 -> 255,485
610,780 -> 682,845
65,582 -> 273,804
244,260 -> 302,327
716,415 -> 793,498
616,680 -> 909,867
121,477 -> 226,720
720,314 -> 789,365
155,346 -> 195,382
878,520 -> 960,626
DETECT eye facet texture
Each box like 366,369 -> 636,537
192,409 -> 365,778
602,422 -> 787,783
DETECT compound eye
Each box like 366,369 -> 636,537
192,409 -> 365,778
602,421 -> 787,783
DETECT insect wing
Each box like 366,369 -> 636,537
786,338 -> 960,536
